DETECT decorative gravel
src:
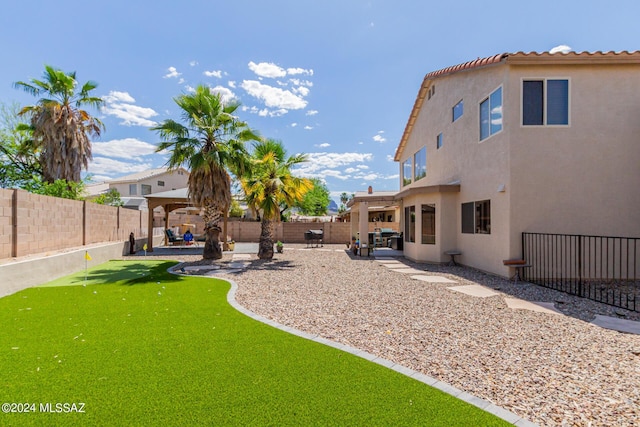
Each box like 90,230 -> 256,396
138,244 -> 640,427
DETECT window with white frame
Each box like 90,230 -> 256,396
141,184 -> 152,195
522,79 -> 569,126
402,158 -> 412,186
479,87 -> 503,141
414,147 -> 426,181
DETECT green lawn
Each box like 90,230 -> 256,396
0,260 -> 509,426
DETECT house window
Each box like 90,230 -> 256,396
436,133 -> 443,149
129,184 -> 137,195
452,100 -> 463,122
404,206 -> 416,243
461,200 -> 491,234
479,87 -> 503,141
158,180 -> 165,187
402,158 -> 412,186
414,147 -> 426,181
141,184 -> 152,195
522,79 -> 569,126
421,204 -> 435,244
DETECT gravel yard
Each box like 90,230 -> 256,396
149,244 -> 639,427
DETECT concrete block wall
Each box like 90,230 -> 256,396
0,188 -> 13,259
86,202 -> 118,244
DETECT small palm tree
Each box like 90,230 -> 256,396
241,139 -> 312,259
153,85 -> 259,259
14,65 -> 104,183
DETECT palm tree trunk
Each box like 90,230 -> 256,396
258,218 -> 275,259
202,203 -> 224,260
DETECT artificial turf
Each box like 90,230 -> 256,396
0,260 -> 509,426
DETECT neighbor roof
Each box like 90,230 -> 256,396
393,50 -> 640,161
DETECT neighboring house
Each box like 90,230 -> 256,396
392,51 -> 640,276
85,167 -> 190,210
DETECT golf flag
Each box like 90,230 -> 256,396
84,251 -> 92,261
143,244 -> 148,251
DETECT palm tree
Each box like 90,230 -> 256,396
153,85 -> 259,259
241,139 -> 312,259
13,65 -> 104,183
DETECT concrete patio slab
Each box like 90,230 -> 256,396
410,275 -> 458,283
376,259 -> 403,264
231,254 -> 252,260
447,285 -> 500,298
591,315 -> 640,335
381,263 -> 410,269
504,298 -> 563,315
183,265 -> 220,271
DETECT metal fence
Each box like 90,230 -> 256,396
522,232 -> 639,312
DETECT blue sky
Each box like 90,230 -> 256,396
1,0 -> 638,203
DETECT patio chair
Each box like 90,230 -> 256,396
165,229 -> 184,246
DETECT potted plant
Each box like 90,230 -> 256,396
275,241 -> 284,253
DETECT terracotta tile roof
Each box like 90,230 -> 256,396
393,51 -> 640,161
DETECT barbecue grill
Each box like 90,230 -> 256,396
304,229 -> 324,247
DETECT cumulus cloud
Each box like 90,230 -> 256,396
315,143 -> 331,148
287,67 -> 313,76
92,138 -> 157,160
228,81 -> 236,88
373,131 -> 386,143
304,125 -> 313,130
204,70 -> 222,78
102,91 -> 158,127
248,61 -> 286,78
290,78 -> 313,87
89,157 -> 151,176
306,110 -> 318,116
293,86 -> 310,97
291,123 -> 298,127
189,60 -> 198,67
550,44 -> 572,54
163,66 -> 181,78
241,80 -> 307,110
209,85 -> 237,103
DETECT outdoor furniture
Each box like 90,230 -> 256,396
165,229 -> 184,246
389,235 -> 403,250
304,229 -> 324,247
503,259 -> 531,284
444,250 -> 462,266
373,228 -> 383,248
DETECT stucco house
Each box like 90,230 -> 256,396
85,167 -> 189,210
391,51 -> 640,277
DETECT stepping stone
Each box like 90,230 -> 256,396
375,257 -> 397,261
591,315 -> 640,335
410,275 -> 457,283
232,254 -> 251,260
228,262 -> 249,269
376,260 -> 402,264
447,285 -> 500,298
383,264 -> 409,269
504,298 -> 563,315
391,268 -> 426,274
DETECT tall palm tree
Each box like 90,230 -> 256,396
241,139 -> 312,259
13,65 -> 104,183
153,85 -> 259,260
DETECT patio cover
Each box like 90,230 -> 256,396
144,188 -> 198,252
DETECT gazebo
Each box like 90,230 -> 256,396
144,188 -> 199,252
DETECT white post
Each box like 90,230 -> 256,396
359,201 -> 369,255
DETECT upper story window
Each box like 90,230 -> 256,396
452,100 -> 463,122
157,180 -> 165,187
414,147 -> 426,181
522,79 -> 569,126
141,184 -> 152,195
402,158 -> 412,186
129,184 -> 137,196
479,87 -> 503,141
436,133 -> 443,150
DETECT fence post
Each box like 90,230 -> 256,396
578,234 -> 584,297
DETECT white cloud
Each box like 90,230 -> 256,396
291,123 -> 298,127
373,131 -> 387,143
293,86 -> 310,97
248,61 -> 286,78
241,80 -> 307,110
345,167 -> 357,173
163,66 -> 181,79
320,169 -> 350,180
290,78 -> 313,87
294,152 -> 373,176
228,81 -> 236,88
315,143 -> 331,148
306,110 -> 318,116
189,60 -> 198,67
287,67 -> 313,76
102,91 -> 158,127
93,138 -> 157,160
204,70 -> 222,78
386,154 -> 394,162
550,44 -> 572,54
89,157 -> 151,176
209,85 -> 237,103
178,78 -> 185,84
185,85 -> 195,93
304,125 -> 313,130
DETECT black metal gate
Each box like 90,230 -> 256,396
522,232 -> 639,312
